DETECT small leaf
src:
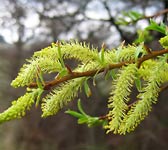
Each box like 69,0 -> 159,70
77,99 -> 88,116
135,44 -> 145,60
37,66 -> 45,85
116,11 -> 144,25
56,41 -> 65,68
84,79 -> 92,97
65,110 -> 83,118
78,117 -> 88,124
87,117 -> 99,127
134,30 -> 153,44
35,88 -> 44,107
135,77 -> 142,92
116,18 -> 129,25
59,68 -> 68,77
127,11 -> 143,21
110,70 -> 117,80
105,70 -> 111,80
146,19 -> 166,34
66,100 -> 107,128
36,75 -> 43,89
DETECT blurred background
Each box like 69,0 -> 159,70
0,0 -> 168,150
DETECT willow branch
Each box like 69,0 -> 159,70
28,48 -> 168,90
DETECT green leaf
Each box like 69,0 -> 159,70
135,77 -> 142,92
84,79 -> 92,97
37,66 -> 45,85
110,70 -> 117,80
35,88 -> 44,107
78,117 -> 88,124
116,18 -> 129,25
65,110 -> 83,118
99,43 -> 105,64
59,68 -> 68,77
127,11 -> 143,21
134,30 -> 153,44
104,70 -> 111,80
77,99 -> 88,116
146,19 -> 166,34
56,42 -> 65,68
135,44 -> 145,60
116,11 -> 144,25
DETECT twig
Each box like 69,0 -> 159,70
144,9 -> 168,19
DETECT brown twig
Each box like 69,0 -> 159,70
143,45 -> 152,54
144,9 -> 168,19
99,115 -> 109,120
137,48 -> 168,68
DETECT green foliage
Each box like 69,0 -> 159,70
116,11 -> 144,25
134,30 -> 153,44
66,99 -> 107,127
0,20 -> 168,136
146,19 -> 167,35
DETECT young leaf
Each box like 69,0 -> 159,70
84,79 -> 92,97
36,66 -> 45,85
146,19 -> 166,34
35,88 -> 44,107
110,70 -> 117,80
78,117 -> 88,124
134,30 -> 153,44
126,11 -> 143,21
65,110 -> 83,118
77,99 -> 88,116
135,43 -> 146,60
66,100 -> 106,127
56,42 -> 65,68
135,77 -> 142,92
104,69 -> 111,80
59,68 -> 68,77
116,11 -> 144,25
